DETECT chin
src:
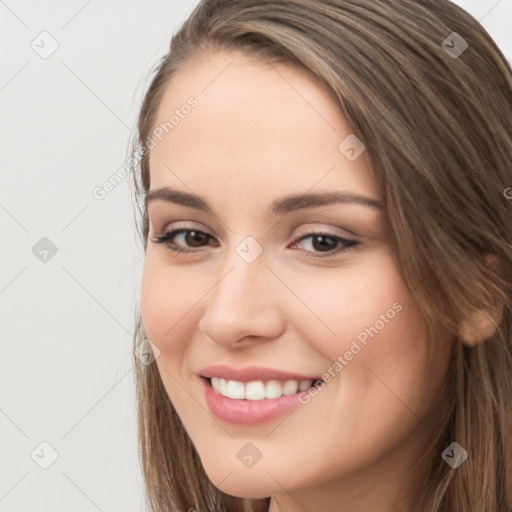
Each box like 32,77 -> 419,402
202,463 -> 280,499
215,481 -> 274,500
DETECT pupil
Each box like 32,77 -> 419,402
187,231 -> 207,247
312,235 -> 337,252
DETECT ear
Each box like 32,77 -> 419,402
458,255 -> 504,347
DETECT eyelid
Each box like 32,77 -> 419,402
152,219 -> 358,240
151,222 -> 360,260
292,223 -> 360,240
152,219 -> 212,236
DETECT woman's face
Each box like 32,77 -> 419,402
141,50 -> 454,510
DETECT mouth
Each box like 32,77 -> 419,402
199,374 -> 325,425
201,375 -> 324,401
197,364 -> 326,424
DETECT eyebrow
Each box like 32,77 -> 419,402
145,187 -> 383,215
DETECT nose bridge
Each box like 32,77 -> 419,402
198,243 -> 284,346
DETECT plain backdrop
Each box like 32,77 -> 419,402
1,1 -> 511,511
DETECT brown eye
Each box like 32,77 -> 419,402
289,232 -> 359,259
152,229 -> 217,254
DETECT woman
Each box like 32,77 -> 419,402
130,1 -> 512,510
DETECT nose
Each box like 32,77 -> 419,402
197,254 -> 285,349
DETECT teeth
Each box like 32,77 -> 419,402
210,378 -> 314,400
227,379 -> 245,399
246,381 -> 266,400
219,377 -> 228,396
265,379 -> 283,399
282,380 -> 299,395
298,379 -> 312,391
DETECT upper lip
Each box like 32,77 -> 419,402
199,364 -> 322,383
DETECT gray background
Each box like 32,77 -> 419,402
1,1 -> 511,511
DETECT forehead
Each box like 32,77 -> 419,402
148,50 -> 380,208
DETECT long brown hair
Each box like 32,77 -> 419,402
129,1 -> 512,510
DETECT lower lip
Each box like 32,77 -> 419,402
200,377 -> 308,425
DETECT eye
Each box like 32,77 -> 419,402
289,231 -> 359,258
152,228 -> 217,254
151,228 -> 359,259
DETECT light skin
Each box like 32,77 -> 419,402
140,50 -> 456,512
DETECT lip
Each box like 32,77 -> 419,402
200,376 -> 310,425
199,364 -> 321,383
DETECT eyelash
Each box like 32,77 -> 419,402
151,228 -> 359,259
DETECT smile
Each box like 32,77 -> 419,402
209,376 -> 315,400
199,370 -> 324,425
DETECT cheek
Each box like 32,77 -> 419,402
140,257 -> 191,351
338,274 -> 429,381
289,254 -> 437,409
279,253 -> 412,361
140,263 -> 164,343
316,275 -> 441,444
140,258 -> 183,366
140,259 -> 195,406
